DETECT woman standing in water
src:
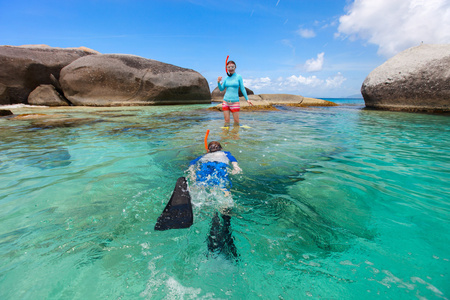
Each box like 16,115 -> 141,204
217,60 -> 253,124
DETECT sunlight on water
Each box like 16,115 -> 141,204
0,101 -> 449,299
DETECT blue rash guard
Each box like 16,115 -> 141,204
189,151 -> 237,188
218,73 -> 249,102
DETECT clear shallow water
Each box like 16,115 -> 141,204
0,100 -> 449,299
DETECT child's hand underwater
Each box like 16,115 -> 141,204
231,162 -> 242,175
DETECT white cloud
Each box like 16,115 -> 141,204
283,75 -> 323,88
243,77 -> 272,90
326,72 -> 346,88
337,0 -> 450,57
297,28 -> 316,38
304,52 -> 324,72
244,73 -> 346,93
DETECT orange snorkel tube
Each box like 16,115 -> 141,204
225,55 -> 231,76
204,129 -> 210,151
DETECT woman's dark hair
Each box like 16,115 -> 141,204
227,61 -> 236,67
208,141 -> 222,152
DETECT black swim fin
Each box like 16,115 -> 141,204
207,212 -> 238,260
154,177 -> 193,231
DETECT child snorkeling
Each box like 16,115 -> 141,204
188,141 -> 242,195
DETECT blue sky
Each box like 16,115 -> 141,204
1,0 -> 449,98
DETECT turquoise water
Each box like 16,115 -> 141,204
0,100 -> 449,299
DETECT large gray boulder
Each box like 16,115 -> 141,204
361,44 -> 450,112
0,45 -> 97,105
60,54 -> 211,106
28,84 -> 70,106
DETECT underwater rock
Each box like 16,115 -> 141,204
10,114 -> 100,128
362,44 -> 450,113
10,147 -> 71,169
28,84 -> 71,106
11,113 -> 51,120
60,54 -> 211,106
35,148 -> 71,169
29,118 -> 100,129
0,45 -> 97,105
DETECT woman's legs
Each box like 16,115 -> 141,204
231,111 -> 239,124
223,109 -> 231,123
223,101 -> 240,124
222,101 -> 231,123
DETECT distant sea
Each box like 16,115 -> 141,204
320,97 -> 365,105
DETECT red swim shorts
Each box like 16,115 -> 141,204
222,101 -> 240,113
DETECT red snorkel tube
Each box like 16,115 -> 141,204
204,129 -> 210,151
225,55 -> 231,76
